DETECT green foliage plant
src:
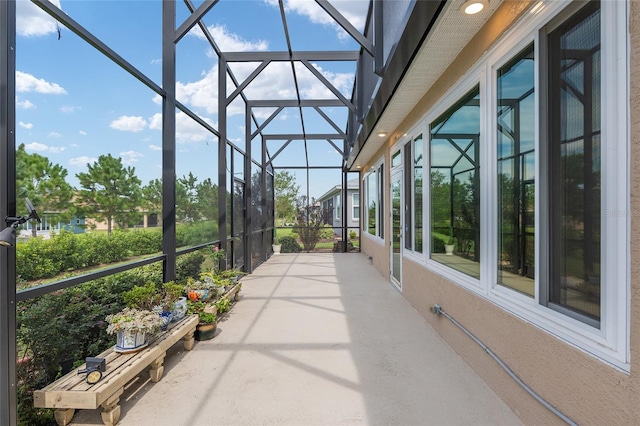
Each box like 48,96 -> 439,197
105,307 -> 163,335
215,298 -> 231,314
279,236 -> 301,253
122,282 -> 162,311
349,230 -> 357,240
161,281 -> 185,311
186,301 -> 217,324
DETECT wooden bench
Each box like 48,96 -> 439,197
34,314 -> 200,426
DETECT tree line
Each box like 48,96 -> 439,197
16,144 -> 220,235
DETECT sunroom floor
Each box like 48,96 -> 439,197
72,252 -> 521,426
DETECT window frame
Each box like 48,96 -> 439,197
416,0 -> 629,370
352,192 -> 360,222
363,157 -> 385,243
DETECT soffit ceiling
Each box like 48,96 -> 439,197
350,0 -> 503,170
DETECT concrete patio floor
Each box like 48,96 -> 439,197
73,253 -> 522,426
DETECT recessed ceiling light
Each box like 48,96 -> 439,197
461,0 -> 488,15
377,131 -> 388,137
356,165 -> 361,169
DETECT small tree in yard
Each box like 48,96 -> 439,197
294,195 -> 329,252
275,171 -> 299,226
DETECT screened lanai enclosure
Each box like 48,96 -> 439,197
0,0 -> 449,424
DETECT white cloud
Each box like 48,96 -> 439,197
70,143 -> 80,147
24,142 -> 65,153
60,105 -> 78,113
18,121 -> 33,129
120,150 -> 144,165
16,98 -> 35,109
69,156 -> 97,167
16,71 -> 67,94
79,130 -> 87,136
25,142 -> 47,152
110,115 -> 147,132
150,58 -> 162,65
48,131 -> 61,138
149,112 -> 215,144
149,145 -> 162,151
266,0 -> 368,38
191,24 -> 269,52
17,0 -> 63,37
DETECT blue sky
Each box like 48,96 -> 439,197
15,0 -> 367,199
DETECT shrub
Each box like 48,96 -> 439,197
432,237 -> 445,253
176,251 -> 206,281
349,230 -> 357,240
280,236 -> 300,253
320,225 -> 335,239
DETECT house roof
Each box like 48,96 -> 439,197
316,177 -> 359,203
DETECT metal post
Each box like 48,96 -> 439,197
162,0 -> 177,282
244,104 -> 252,272
218,56 -> 228,269
0,1 -> 17,424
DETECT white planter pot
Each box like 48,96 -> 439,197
171,296 -> 187,321
272,244 -> 282,254
115,330 -> 148,353
445,244 -> 454,255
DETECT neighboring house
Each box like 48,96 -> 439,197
317,178 -> 359,237
21,213 -> 86,239
349,1 -> 640,424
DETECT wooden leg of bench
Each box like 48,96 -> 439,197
100,391 -> 122,426
54,408 -> 75,426
149,353 -> 166,382
183,326 -> 196,351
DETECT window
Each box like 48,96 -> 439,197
497,44 -> 535,296
546,2 -> 601,324
429,87 -> 481,279
352,193 -> 360,221
414,135 -> 424,253
335,195 -> 341,220
365,161 -> 384,238
403,134 -> 424,254
421,0 -> 628,367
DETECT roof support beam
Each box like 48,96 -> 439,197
314,0 -> 374,56
314,106 -> 346,138
227,60 -> 270,105
223,51 -> 359,62
250,99 -> 345,108
263,134 -> 345,140
301,60 -> 355,112
266,139 -> 293,165
174,0 -> 219,43
251,107 -> 284,140
327,139 -> 344,157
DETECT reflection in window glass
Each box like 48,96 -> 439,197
414,135 -> 423,253
430,87 -> 480,279
548,3 -> 601,322
367,172 -> 377,235
497,44 -> 535,296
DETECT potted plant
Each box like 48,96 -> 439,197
445,236 -> 455,256
162,281 -> 187,322
122,282 -> 162,311
105,308 -> 164,353
187,301 -> 217,341
272,236 -> 282,254
185,276 -> 215,302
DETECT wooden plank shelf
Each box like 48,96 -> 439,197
34,314 -> 199,426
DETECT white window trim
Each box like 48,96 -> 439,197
351,192 -> 360,222
335,194 -> 341,220
417,0 -> 629,371
363,157 -> 385,243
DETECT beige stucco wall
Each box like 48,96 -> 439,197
362,1 -> 640,424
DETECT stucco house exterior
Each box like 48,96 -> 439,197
348,1 -> 640,423
317,178 -> 360,237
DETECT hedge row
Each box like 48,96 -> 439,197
17,221 -> 218,281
